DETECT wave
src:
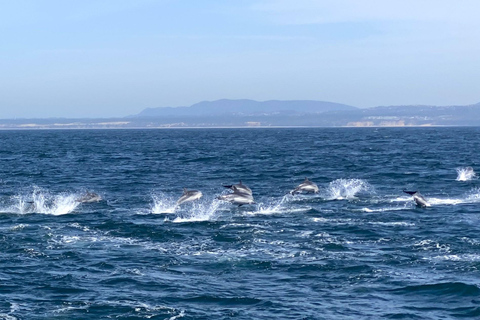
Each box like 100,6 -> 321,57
391,282 -> 480,297
456,167 -> 476,181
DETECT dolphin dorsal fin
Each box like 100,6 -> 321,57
239,180 -> 242,185
183,188 -> 188,194
304,177 -> 309,181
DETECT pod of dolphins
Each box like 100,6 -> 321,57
42,179 -> 435,209
177,178 -> 320,207
177,178 -> 433,208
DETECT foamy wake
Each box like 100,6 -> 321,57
324,179 -> 374,200
456,167 -> 476,181
251,195 -> 311,215
0,187 -> 80,215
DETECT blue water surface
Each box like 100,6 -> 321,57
1,127 -> 480,319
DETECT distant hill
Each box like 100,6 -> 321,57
131,99 -> 358,117
2,100 -> 480,129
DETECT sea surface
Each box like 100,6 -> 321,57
1,127 -> 480,319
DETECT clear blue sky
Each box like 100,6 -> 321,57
1,0 -> 479,118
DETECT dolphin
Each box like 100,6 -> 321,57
217,186 -> 255,206
223,180 -> 252,195
291,177 -> 319,195
176,188 -> 203,205
403,190 -> 429,207
76,191 -> 102,203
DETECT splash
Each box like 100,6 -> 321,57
456,167 -> 476,181
1,187 -> 80,215
325,179 -> 374,200
151,193 -> 177,214
171,199 -> 222,223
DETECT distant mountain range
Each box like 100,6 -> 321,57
1,99 -> 480,129
131,99 -> 357,117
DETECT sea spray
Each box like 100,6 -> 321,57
151,193 -> 177,214
325,179 -> 374,200
456,167 -> 476,181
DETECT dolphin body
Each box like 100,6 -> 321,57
403,190 -> 429,207
223,180 -> 252,195
217,186 -> 255,206
176,188 -> 203,206
291,177 -> 319,195
76,191 -> 102,203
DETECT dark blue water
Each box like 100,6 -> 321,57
1,128 -> 480,319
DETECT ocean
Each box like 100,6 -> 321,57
1,127 -> 480,319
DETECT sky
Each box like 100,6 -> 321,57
1,0 -> 479,118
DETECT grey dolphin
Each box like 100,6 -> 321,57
217,186 -> 255,206
403,190 -> 429,207
76,191 -> 102,203
291,177 -> 319,195
223,180 -> 252,195
176,188 -> 203,205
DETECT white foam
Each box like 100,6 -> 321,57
428,254 -> 480,262
360,206 -> 408,213
427,197 -> 464,206
413,239 -> 451,253
169,310 -> 186,320
9,224 -> 28,231
456,167 -> 476,181
466,188 -> 480,202
368,221 -> 415,227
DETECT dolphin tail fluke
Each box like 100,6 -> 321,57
403,189 -> 417,196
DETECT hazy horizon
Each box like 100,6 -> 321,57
2,1 -> 479,118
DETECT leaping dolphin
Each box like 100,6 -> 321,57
76,191 -> 102,203
291,177 -> 319,195
217,186 -> 255,206
176,188 -> 203,206
223,180 -> 252,195
403,189 -> 429,208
